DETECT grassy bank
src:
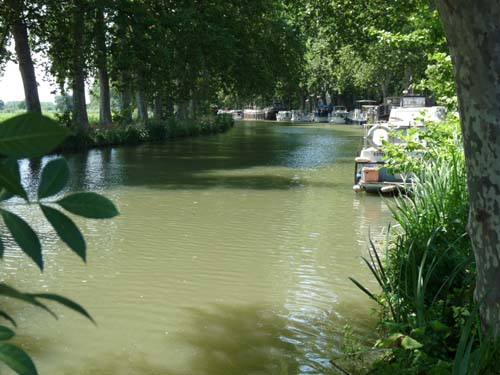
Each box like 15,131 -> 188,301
0,112 -> 234,152
346,119 -> 499,374
55,114 -> 234,152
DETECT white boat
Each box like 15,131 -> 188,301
276,111 -> 292,122
243,109 -> 266,120
347,100 -> 378,124
353,98 -> 446,193
229,110 -> 243,120
217,109 -> 244,121
329,106 -> 348,124
291,110 -> 312,122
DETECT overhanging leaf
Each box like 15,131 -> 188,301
0,284 -> 55,319
0,325 -> 14,340
0,164 -> 27,201
0,310 -> 17,327
0,343 -> 37,375
0,113 -> 69,158
0,159 -> 22,202
56,192 -> 119,219
40,205 -> 86,261
28,293 -> 94,325
38,159 -> 69,199
349,277 -> 380,304
0,210 -> 42,270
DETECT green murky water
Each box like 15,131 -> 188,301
1,121 -> 391,374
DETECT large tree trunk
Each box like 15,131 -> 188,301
119,80 -> 132,124
71,0 -> 88,129
136,89 -> 148,122
7,0 -> 41,113
135,69 -> 148,121
436,0 -> 500,336
153,93 -> 163,120
95,9 -> 112,125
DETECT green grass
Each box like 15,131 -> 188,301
0,111 -> 99,122
0,112 -> 27,121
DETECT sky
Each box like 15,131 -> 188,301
0,59 -> 57,103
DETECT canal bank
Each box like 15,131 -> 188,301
3,121 -> 391,374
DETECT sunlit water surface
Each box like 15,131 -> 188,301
1,122 -> 391,374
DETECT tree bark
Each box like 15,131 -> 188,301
95,9 -> 112,125
71,0 -> 88,129
119,80 -> 132,124
6,0 -> 41,113
136,88 -> 148,122
153,93 -> 163,120
436,0 -> 500,336
135,67 -> 148,121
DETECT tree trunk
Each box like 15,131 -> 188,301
176,102 -> 188,120
136,90 -> 148,122
7,0 -> 41,113
119,71 -> 132,124
95,9 -> 112,125
153,94 -> 163,120
71,1 -> 88,129
436,0 -> 500,336
135,67 -> 148,121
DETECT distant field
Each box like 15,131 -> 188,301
0,111 -> 100,123
0,112 -> 26,121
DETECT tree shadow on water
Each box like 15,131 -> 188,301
178,304 -> 301,375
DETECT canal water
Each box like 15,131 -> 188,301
1,121 -> 391,374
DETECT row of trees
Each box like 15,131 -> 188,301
0,0 -> 303,129
1,0 -> 456,130
285,0 -> 451,107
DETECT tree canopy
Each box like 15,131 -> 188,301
0,0 -> 456,128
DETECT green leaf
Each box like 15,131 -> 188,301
27,293 -> 95,325
37,159 -> 69,199
0,159 -> 22,202
40,205 -> 86,261
0,236 -> 3,258
0,163 -> 27,200
0,210 -> 42,270
56,192 -> 119,219
0,113 -> 69,158
0,284 -> 55,319
0,343 -> 37,375
0,310 -> 17,327
401,336 -> 423,350
0,325 -> 14,340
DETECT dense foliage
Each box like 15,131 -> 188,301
0,0 -> 457,128
349,121 -> 499,374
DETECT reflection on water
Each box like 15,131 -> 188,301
0,122 -> 391,374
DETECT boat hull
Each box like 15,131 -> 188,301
329,116 -> 347,124
353,161 -> 406,194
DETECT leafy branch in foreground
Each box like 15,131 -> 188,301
0,113 -> 119,375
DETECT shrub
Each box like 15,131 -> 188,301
145,120 -> 168,141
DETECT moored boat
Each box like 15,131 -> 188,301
276,110 -> 292,122
243,108 -> 266,120
346,100 -> 378,125
353,97 -> 446,194
291,110 -> 312,122
328,106 -> 348,124
312,104 -> 330,123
